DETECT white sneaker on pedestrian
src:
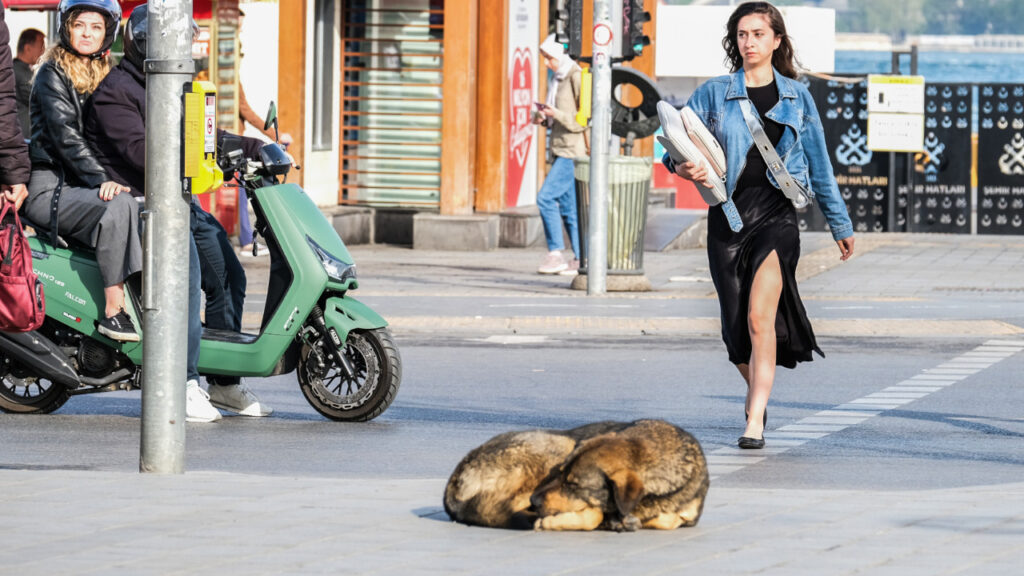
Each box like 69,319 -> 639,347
186,380 -> 222,423
558,258 -> 580,276
239,242 -> 269,258
207,381 -> 273,417
537,251 -> 568,274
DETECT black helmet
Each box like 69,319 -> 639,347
57,0 -> 122,59
123,4 -> 200,70
123,4 -> 148,70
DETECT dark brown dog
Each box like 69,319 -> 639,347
443,422 -> 629,528
531,419 -> 709,531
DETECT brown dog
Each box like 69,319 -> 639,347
531,419 -> 709,531
444,422 -> 629,528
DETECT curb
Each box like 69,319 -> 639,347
384,316 -> 1024,338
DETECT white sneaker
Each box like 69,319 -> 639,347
558,258 -> 580,276
207,382 -> 273,417
186,380 -> 222,423
537,251 -> 568,274
239,242 -> 270,258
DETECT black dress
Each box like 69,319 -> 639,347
707,81 -> 823,369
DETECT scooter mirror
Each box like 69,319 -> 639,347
263,102 -> 278,133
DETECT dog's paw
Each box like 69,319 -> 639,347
622,514 -> 642,532
609,515 -> 641,532
608,515 -> 641,532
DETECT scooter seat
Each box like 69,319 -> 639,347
19,212 -> 68,248
20,213 -> 83,252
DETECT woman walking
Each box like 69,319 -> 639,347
666,2 -> 855,448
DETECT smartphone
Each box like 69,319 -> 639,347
534,102 -> 545,110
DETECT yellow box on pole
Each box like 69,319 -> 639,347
183,81 -> 223,195
576,66 -> 592,127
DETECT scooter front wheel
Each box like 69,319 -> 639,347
298,327 -> 401,422
0,354 -> 71,414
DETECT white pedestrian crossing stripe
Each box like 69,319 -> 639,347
707,339 -> 1024,479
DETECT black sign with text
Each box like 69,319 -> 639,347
977,84 -> 1024,234
895,83 -> 973,233
806,75 -> 891,234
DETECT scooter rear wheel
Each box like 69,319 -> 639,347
0,355 -> 70,414
298,327 -> 401,422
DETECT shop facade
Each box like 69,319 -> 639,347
279,0 -> 657,248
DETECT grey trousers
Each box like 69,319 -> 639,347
25,168 -> 143,288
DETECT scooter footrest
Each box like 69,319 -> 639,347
201,327 -> 259,345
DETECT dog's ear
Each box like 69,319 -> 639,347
608,470 -> 644,517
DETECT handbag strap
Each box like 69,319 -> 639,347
0,203 -> 16,275
738,98 -> 809,209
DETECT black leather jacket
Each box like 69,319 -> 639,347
28,60 -> 107,188
0,6 -> 30,187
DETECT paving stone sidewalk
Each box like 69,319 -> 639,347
1,469 -> 1021,575
234,232 -> 1024,338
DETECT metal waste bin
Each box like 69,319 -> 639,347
573,157 -> 652,275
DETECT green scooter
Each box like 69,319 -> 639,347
0,116 -> 400,422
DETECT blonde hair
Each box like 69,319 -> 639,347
41,44 -> 110,95
41,8 -> 112,95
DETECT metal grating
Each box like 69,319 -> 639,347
340,0 -> 444,206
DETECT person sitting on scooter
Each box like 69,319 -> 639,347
22,0 -> 141,343
0,5 -> 30,214
83,4 -> 271,421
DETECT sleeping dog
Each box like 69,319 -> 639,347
443,422 -> 628,529
444,420 -> 707,531
531,419 -> 709,531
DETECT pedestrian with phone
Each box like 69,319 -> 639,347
534,34 -> 587,276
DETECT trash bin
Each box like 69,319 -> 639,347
573,156 -> 652,275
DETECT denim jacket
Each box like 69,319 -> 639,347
663,68 -> 853,241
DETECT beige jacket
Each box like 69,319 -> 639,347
547,66 -> 588,159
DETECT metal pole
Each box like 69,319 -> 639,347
140,0 -> 195,474
588,0 -> 612,295
887,51 -> 901,232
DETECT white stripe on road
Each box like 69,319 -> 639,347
707,339 -> 1024,480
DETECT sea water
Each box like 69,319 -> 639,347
834,50 -> 1024,83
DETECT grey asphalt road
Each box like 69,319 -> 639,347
4,333 -> 1021,492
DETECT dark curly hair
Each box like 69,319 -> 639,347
722,2 -> 800,79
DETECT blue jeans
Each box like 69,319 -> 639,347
536,156 -> 580,260
190,199 -> 247,385
186,235 -> 201,382
238,187 -> 253,246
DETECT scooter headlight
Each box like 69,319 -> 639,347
306,237 -> 357,284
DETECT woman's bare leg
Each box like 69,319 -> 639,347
735,363 -> 751,414
103,283 -> 125,319
743,251 -> 783,440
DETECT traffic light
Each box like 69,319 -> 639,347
555,0 -> 583,60
621,0 -> 651,61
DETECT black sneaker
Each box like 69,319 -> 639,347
97,309 -> 140,342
